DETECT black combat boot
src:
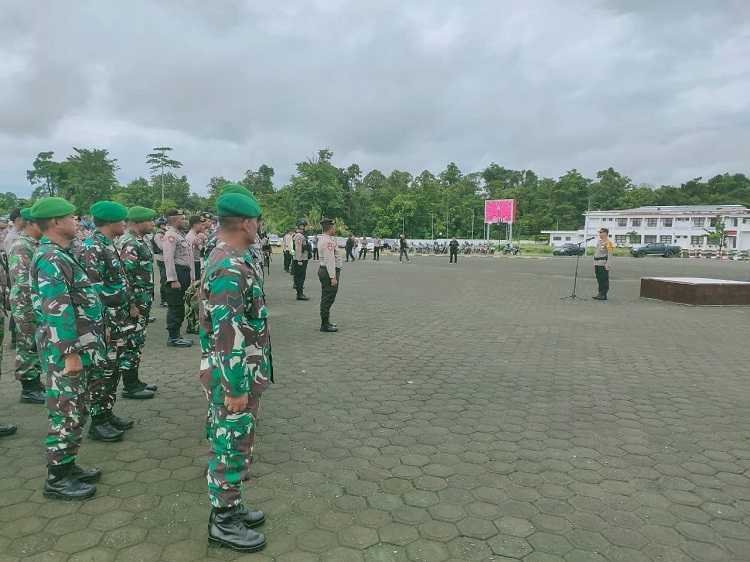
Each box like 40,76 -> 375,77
296,293 -> 310,301
235,505 -> 266,528
70,464 -> 102,483
44,463 -> 97,500
592,293 -> 607,301
89,416 -> 125,442
208,506 -> 266,552
121,370 -> 156,400
20,380 -> 46,404
320,324 -> 338,332
134,368 -> 158,392
108,412 -> 134,431
0,423 -> 17,437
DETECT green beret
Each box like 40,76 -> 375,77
30,197 -> 76,220
20,208 -> 34,221
128,206 -> 156,223
216,193 -> 262,218
220,183 -> 253,197
91,201 -> 128,222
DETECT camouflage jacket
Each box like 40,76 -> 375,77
0,253 -> 7,317
117,230 -> 154,314
8,233 -> 40,321
199,240 -> 273,402
31,237 -> 106,369
80,230 -> 134,332
202,231 -> 218,269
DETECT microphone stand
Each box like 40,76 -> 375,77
561,238 -> 594,300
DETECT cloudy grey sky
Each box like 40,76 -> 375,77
1,0 -> 748,196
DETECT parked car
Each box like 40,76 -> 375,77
631,243 -> 681,257
268,234 -> 280,246
553,243 -> 585,256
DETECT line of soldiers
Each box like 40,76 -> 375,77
0,198 -> 159,500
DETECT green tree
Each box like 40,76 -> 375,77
240,165 -> 275,195
705,215 -> 729,252
61,148 -> 119,213
146,147 -> 183,203
27,151 -> 66,198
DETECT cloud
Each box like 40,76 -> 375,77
0,0 -> 748,196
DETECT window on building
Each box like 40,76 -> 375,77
552,236 -> 561,241
660,235 -> 672,244
728,217 -> 738,227
644,235 -> 657,243
631,218 -> 642,227
646,218 -> 658,227
692,217 -> 705,227
662,218 -> 673,227
565,237 -> 571,241
675,217 -> 690,222
615,235 -> 628,244
629,234 -> 642,244
743,218 -> 750,224
690,236 -> 704,246
709,217 -> 717,227
616,218 -> 627,227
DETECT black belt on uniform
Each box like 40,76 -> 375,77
594,257 -> 608,261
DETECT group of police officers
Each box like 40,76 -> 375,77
0,182 -> 344,553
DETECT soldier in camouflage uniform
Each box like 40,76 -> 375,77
30,197 -> 105,500
9,208 -> 46,404
118,206 -> 159,398
199,192 -> 271,552
80,201 -> 143,442
0,227 -> 14,439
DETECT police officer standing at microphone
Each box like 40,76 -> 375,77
318,218 -> 341,332
292,219 -> 310,301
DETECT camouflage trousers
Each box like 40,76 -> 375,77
0,316 -> 4,378
46,367 -> 95,466
12,315 -> 42,384
184,283 -> 199,333
206,389 -> 263,508
118,309 -> 150,373
88,336 -> 126,418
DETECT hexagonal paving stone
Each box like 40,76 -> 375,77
405,539 -> 449,562
379,523 -> 420,546
456,517 -> 497,540
494,516 -> 535,537
339,525 -> 379,549
487,534 -> 533,558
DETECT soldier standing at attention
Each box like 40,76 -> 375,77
373,237 -> 381,261
118,207 -> 159,398
292,219 -> 310,301
592,227 -> 614,301
162,209 -> 194,347
9,208 -> 45,404
200,193 -> 271,552
282,229 -> 293,273
449,237 -> 459,264
30,197 -> 106,500
0,222 -> 14,439
153,219 -> 168,307
318,218 -> 341,333
81,201 -> 144,441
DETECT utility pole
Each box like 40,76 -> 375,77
471,210 -> 475,240
431,213 -> 434,240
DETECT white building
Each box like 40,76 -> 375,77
543,205 -> 750,250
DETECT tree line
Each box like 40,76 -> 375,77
9,147 -> 749,239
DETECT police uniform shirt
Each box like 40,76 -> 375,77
163,225 -> 195,282
319,233 -> 342,276
293,231 -> 309,261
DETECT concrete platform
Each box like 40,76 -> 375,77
641,276 -> 750,305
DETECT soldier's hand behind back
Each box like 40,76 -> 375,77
225,394 -> 248,413
170,281 -> 181,289
63,353 -> 83,377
